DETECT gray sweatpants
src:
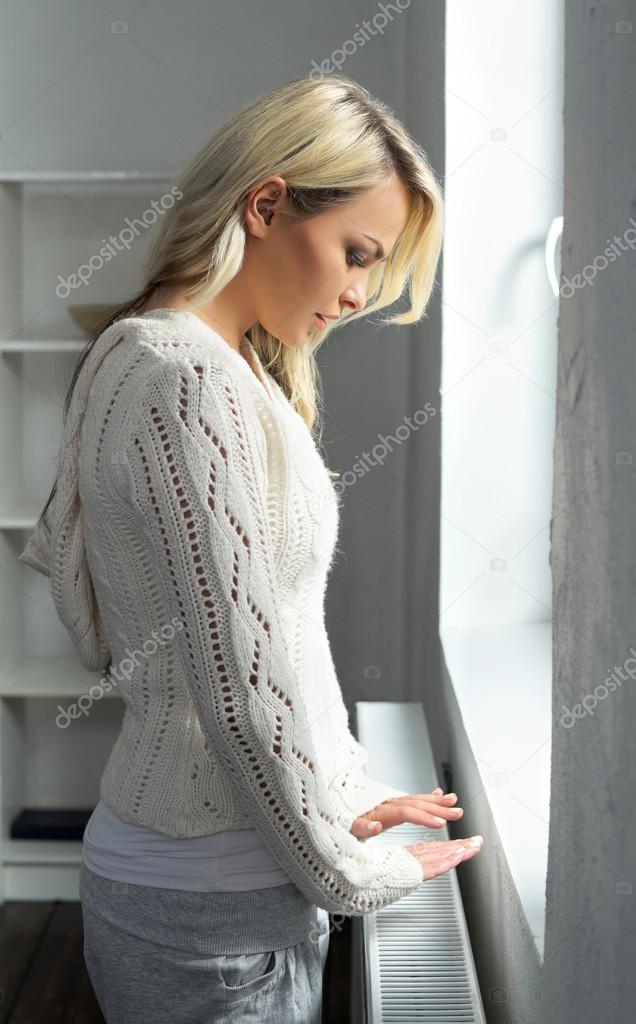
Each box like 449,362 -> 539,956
79,861 -> 330,1023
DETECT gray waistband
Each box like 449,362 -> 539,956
79,862 -> 319,954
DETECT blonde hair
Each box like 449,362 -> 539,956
82,74 -> 444,445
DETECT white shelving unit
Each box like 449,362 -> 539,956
0,169 -> 173,901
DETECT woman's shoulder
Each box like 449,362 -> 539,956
111,309 -> 234,368
103,309 -> 261,402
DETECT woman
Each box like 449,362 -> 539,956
20,74 -> 483,1023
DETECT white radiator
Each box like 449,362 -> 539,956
350,702 -> 486,1024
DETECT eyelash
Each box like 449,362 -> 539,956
346,247 -> 367,268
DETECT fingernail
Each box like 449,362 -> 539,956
367,822 -> 380,832
433,816 -> 445,824
468,835 -> 483,846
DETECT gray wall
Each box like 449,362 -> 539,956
0,0 -> 446,721
321,1 -> 445,728
544,1 -> 636,1020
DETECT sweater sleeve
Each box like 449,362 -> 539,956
329,730 -> 411,834
118,354 -> 423,915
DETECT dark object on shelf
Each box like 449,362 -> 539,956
10,807 -> 94,841
68,304 -> 119,335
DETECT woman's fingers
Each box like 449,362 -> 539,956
394,793 -> 462,814
426,852 -> 464,880
390,799 -> 464,827
349,792 -> 465,838
348,815 -> 383,838
413,791 -> 458,804
405,836 -> 484,881
457,843 -> 481,863
380,793 -> 461,820
426,801 -> 463,823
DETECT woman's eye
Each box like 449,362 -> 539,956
346,247 -> 366,268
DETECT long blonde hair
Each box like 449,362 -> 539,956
70,74 -> 444,450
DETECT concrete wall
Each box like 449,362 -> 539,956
544,2 -> 636,1020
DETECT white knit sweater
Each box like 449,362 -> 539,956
21,308 -> 423,914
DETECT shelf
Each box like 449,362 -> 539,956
0,161 -> 151,902
1,655 -> 120,698
0,500 -> 42,529
0,171 -> 175,183
0,338 -> 88,354
2,838 -> 83,865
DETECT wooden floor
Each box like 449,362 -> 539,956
0,898 -> 351,1023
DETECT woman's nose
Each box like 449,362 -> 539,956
340,286 -> 366,313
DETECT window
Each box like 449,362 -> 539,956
440,0 -> 564,960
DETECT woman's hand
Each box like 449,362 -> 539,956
405,834 -> 484,880
349,787 -> 464,839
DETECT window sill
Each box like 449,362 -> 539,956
440,620 -> 551,959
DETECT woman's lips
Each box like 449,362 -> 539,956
314,312 -> 326,329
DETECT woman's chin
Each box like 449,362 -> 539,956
271,331 -> 313,350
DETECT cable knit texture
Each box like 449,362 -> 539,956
20,309 -> 422,914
